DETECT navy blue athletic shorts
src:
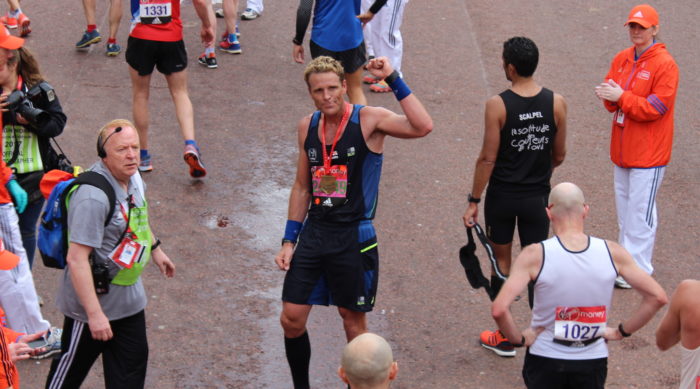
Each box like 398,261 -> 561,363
282,220 -> 378,312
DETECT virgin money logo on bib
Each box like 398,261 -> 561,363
557,307 -> 580,321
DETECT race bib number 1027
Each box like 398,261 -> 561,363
553,306 -> 606,343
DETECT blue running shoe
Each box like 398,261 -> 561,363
76,29 -> 101,49
106,43 -> 121,56
139,154 -> 153,172
219,38 -> 241,54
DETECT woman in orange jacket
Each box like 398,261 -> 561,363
595,4 -> 678,287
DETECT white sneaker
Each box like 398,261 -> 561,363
241,8 -> 260,20
615,276 -> 632,289
32,327 -> 62,359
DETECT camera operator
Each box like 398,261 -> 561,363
0,45 -> 67,269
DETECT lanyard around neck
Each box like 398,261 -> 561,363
320,102 -> 351,170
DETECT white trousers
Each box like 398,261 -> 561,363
246,0 -> 263,13
614,166 -> 665,275
362,0 -> 407,75
0,203 -> 50,334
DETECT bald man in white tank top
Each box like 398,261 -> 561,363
491,182 -> 667,389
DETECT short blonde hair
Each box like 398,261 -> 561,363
304,56 -> 345,86
97,119 -> 136,142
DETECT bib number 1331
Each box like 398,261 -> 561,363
553,306 -> 606,342
139,0 -> 172,24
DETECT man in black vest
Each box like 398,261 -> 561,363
462,36 -> 568,357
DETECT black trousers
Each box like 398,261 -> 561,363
45,310 -> 149,389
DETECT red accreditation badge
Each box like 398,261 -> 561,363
110,238 -> 144,269
553,306 -> 606,343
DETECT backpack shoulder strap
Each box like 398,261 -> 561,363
67,171 -> 117,226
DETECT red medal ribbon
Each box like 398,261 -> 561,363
320,102 -> 352,171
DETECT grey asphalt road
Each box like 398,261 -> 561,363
18,0 -> 699,388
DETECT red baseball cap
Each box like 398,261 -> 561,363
0,26 -> 23,50
0,238 -> 19,270
40,169 -> 74,199
625,4 -> 659,28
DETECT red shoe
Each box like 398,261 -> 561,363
369,80 -> 391,93
184,144 -> 207,178
0,14 -> 17,29
18,13 -> 30,36
479,329 -> 516,357
363,74 -> 380,84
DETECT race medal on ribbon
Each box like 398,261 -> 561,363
320,175 -> 337,194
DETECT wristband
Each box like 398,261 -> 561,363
284,220 -> 303,243
468,193 -> 481,204
151,238 -> 162,251
385,71 -> 411,101
618,323 -> 632,337
385,70 -> 399,85
292,37 -> 302,45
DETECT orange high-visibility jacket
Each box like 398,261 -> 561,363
602,43 -> 679,168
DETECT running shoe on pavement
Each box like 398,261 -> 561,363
139,154 -> 153,172
31,327 -> 62,360
479,329 -> 516,357
198,53 -> 218,69
241,8 -> 260,20
615,276 -> 632,289
220,26 -> 240,42
370,80 -> 391,93
106,43 -> 121,57
184,145 -> 207,178
219,38 -> 241,54
76,29 -> 102,49
18,13 -> 30,37
0,14 -> 17,29
363,74 -> 381,84
215,8 -> 224,18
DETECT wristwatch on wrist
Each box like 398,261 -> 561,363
511,335 -> 526,348
468,193 -> 481,204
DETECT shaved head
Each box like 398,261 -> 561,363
341,333 -> 394,388
548,182 -> 586,217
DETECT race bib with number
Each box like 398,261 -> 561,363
139,0 -> 172,24
311,165 -> 348,206
553,306 -> 606,344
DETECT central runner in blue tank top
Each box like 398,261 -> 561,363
274,55 -> 432,389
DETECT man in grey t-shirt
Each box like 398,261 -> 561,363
46,119 -> 175,389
